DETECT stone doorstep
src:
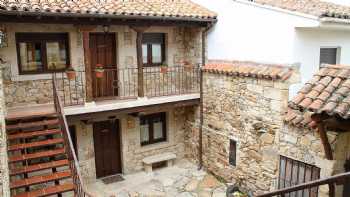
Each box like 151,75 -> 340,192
142,153 -> 177,165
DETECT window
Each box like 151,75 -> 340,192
140,112 -> 167,146
229,139 -> 237,166
16,33 -> 70,74
142,33 -> 165,66
278,156 -> 320,197
320,47 -> 340,66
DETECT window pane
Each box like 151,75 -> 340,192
153,120 -> 164,140
152,44 -> 162,64
19,42 -> 43,72
229,139 -> 236,166
320,48 -> 337,65
46,42 -> 67,70
142,44 -> 148,64
140,124 -> 149,144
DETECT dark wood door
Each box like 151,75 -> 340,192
343,159 -> 350,197
89,33 -> 118,99
93,120 -> 122,178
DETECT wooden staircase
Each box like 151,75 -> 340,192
6,112 -> 74,197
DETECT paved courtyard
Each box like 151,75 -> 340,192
86,159 -> 227,197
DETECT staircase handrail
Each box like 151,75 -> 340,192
256,171 -> 350,197
52,73 -> 93,197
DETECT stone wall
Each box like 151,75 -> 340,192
0,23 -> 203,107
0,65 -> 9,197
185,72 -> 340,196
68,107 -> 190,183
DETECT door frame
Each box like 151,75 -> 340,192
93,119 -> 123,178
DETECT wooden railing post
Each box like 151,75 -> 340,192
82,31 -> 93,102
136,31 -> 144,97
317,122 -> 335,197
130,26 -> 149,98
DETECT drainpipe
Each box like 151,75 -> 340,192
198,24 -> 213,170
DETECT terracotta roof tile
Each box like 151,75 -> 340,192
291,93 -> 305,105
286,64 -> 350,128
0,0 -> 217,21
250,0 -> 350,22
203,60 -> 295,81
317,91 -> 331,102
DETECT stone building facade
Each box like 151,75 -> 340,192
184,61 -> 346,196
67,107 -> 191,183
0,64 -> 9,197
0,23 -> 203,107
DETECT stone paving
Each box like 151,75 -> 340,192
86,159 -> 227,197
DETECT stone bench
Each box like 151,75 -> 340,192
142,153 -> 177,173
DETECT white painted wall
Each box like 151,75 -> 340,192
322,0 -> 350,6
193,0 -> 318,64
192,0 -> 350,97
291,28 -> 350,92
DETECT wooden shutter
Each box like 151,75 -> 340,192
320,48 -> 337,65
278,156 -> 320,197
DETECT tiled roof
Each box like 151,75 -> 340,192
250,0 -> 350,21
0,0 -> 217,21
285,64 -> 350,128
203,60 -> 294,81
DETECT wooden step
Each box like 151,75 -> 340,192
7,129 -> 62,141
8,138 -> 64,151
12,183 -> 74,197
8,148 -> 66,163
6,119 -> 60,131
10,170 -> 72,189
6,112 -> 58,122
10,159 -> 69,176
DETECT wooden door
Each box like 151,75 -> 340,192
89,33 -> 118,99
343,159 -> 350,197
93,120 -> 122,178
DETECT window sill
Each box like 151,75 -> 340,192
11,73 -> 63,82
136,141 -> 174,154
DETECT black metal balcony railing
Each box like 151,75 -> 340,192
54,65 -> 200,106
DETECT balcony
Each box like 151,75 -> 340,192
54,65 -> 200,109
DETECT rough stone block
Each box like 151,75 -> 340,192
260,133 -> 275,145
283,134 -> 297,144
247,84 -> 263,94
263,87 -> 283,100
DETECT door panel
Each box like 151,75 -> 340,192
90,33 -> 118,98
93,120 -> 122,178
344,159 -> 350,197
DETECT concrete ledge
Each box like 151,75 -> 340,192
64,94 -> 200,116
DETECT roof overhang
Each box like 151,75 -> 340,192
0,10 -> 217,27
